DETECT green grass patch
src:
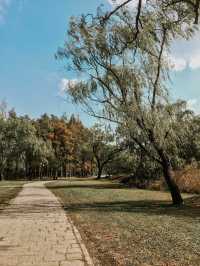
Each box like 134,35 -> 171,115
0,181 -> 26,207
47,178 -> 200,266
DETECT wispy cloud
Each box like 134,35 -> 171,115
169,56 -> 187,72
171,31 -> 200,71
59,78 -> 78,97
0,0 -> 11,23
187,98 -> 200,114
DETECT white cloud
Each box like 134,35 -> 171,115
0,0 -> 11,23
59,78 -> 78,97
187,98 -> 200,114
169,56 -> 187,72
171,31 -> 200,71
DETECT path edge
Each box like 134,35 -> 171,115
68,216 -> 94,266
45,182 -> 94,266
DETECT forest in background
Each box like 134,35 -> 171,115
0,102 -> 92,180
1,100 -> 200,194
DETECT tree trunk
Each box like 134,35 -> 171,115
60,166 -> 63,177
161,155 -> 183,205
96,164 -> 103,179
25,163 -> 29,179
55,169 -> 58,180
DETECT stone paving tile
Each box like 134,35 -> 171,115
0,181 -> 93,266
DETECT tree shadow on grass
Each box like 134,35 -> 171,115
63,197 -> 200,219
48,181 -> 200,219
48,183 -> 127,190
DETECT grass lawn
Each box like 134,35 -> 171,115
0,181 -> 26,208
47,178 -> 200,266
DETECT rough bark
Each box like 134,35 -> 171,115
161,153 -> 183,205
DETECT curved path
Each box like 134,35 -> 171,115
0,181 -> 93,266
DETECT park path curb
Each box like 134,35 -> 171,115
68,217 -> 94,266
49,182 -> 94,266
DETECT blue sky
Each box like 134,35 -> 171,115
0,0 -> 109,125
0,0 -> 200,126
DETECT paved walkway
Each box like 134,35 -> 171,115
0,181 -> 93,266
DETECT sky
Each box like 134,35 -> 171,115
0,0 -> 200,126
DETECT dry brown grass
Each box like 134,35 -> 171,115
146,165 -> 200,194
173,165 -> 200,193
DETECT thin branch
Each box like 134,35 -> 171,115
135,0 -> 143,40
103,0 -> 133,22
152,27 -> 167,110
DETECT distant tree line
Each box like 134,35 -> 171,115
0,103 -> 93,180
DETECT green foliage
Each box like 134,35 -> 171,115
90,124 -> 123,178
0,108 -> 54,180
0,104 -> 95,180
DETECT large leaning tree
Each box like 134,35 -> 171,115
57,1 -> 199,205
